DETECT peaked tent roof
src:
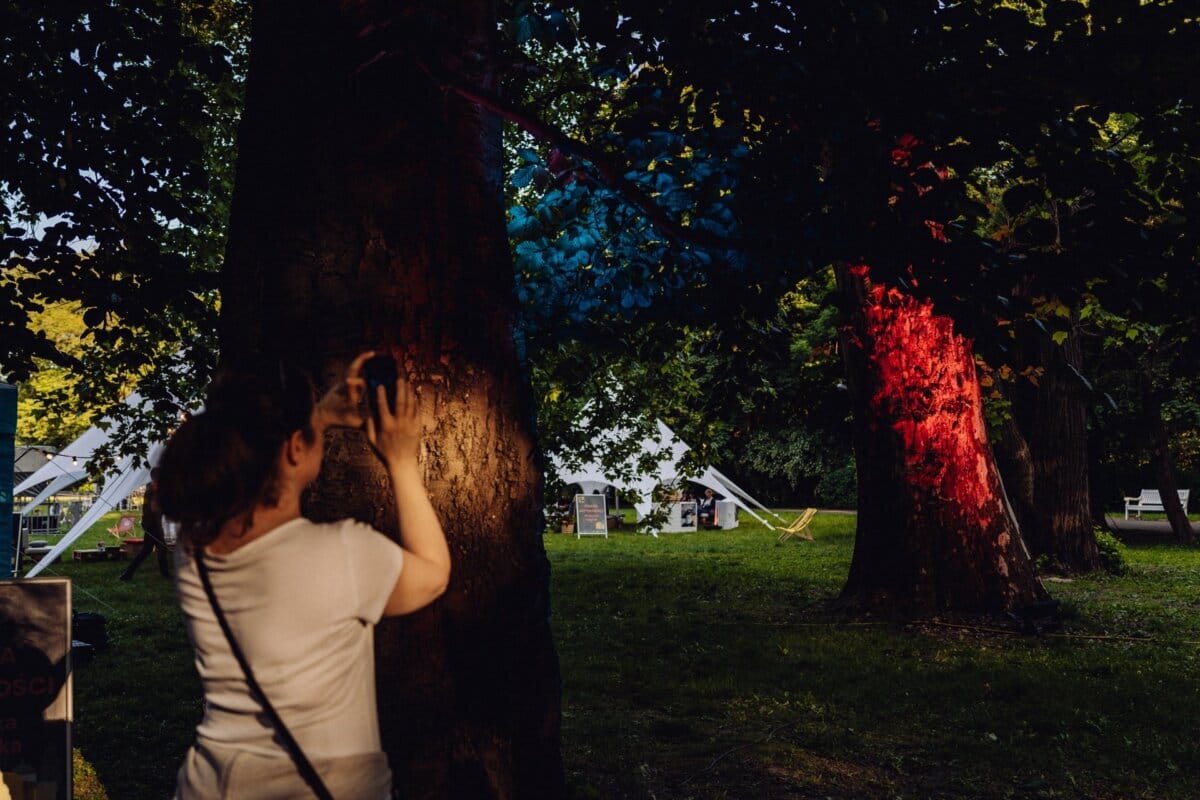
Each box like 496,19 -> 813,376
19,471 -> 87,516
548,420 -> 782,531
25,442 -> 163,577
11,392 -> 172,576
13,423 -> 111,496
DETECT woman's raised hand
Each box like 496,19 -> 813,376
367,377 -> 421,466
316,351 -> 373,429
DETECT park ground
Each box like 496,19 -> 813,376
33,510 -> 1200,799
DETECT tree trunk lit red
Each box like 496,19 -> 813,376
837,265 -> 1048,613
217,2 -> 564,796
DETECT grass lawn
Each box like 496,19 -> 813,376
44,511 -> 1200,798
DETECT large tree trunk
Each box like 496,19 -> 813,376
1027,328 -> 1101,571
836,265 -> 1048,614
217,2 -> 565,797
1140,371 -> 1195,544
992,409 -> 1038,550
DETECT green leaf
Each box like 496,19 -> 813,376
1051,330 -> 1069,345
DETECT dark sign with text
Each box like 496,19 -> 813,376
574,494 -> 609,537
0,578 -> 71,800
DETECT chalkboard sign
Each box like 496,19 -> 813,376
574,494 -> 609,538
0,578 -> 72,800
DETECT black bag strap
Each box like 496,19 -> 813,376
196,552 -> 335,800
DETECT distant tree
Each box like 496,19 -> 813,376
503,0 -> 1197,608
13,302 -> 91,446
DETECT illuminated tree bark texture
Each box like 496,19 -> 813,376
837,266 -> 1048,613
217,2 -> 564,797
1028,329 -> 1101,570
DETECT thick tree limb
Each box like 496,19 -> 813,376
411,58 -> 735,251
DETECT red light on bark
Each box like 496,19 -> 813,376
862,282 -> 993,514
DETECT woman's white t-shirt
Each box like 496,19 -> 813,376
175,517 -> 404,759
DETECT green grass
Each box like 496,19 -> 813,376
47,511 -> 1200,798
547,514 -> 1200,799
25,512 -> 195,800
1110,511 -> 1200,522
20,508 -> 148,558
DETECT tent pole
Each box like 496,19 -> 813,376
710,466 -> 787,523
733,502 -> 775,531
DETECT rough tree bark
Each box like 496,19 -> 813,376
992,410 -> 1037,550
217,2 -> 564,797
836,265 -> 1048,614
1027,328 -> 1101,571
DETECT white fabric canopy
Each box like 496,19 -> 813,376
700,465 -> 786,525
13,424 -> 111,496
18,471 -> 87,517
11,391 -> 167,576
548,419 -> 779,531
25,442 -> 163,577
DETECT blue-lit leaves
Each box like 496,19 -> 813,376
562,227 -> 599,253
511,163 -> 545,189
507,205 -> 542,240
506,114 -> 751,351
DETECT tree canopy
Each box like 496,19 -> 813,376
2,0 -> 245,467
4,0 -> 1198,503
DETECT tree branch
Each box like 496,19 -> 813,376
412,58 -> 735,251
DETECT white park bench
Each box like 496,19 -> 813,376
1124,489 -> 1190,519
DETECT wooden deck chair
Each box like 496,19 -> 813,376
107,514 -> 136,539
777,507 -> 817,542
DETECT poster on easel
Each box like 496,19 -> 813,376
0,577 -> 72,800
574,494 -> 609,538
678,501 -> 698,531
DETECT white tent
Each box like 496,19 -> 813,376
25,443 -> 163,577
18,471 -> 87,517
13,424 -> 109,499
549,419 -> 783,531
12,393 -> 166,577
13,392 -> 152,509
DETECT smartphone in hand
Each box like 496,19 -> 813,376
363,354 -> 398,422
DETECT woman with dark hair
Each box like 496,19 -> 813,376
160,353 -> 450,799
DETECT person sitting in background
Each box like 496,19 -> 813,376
698,488 -> 717,528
